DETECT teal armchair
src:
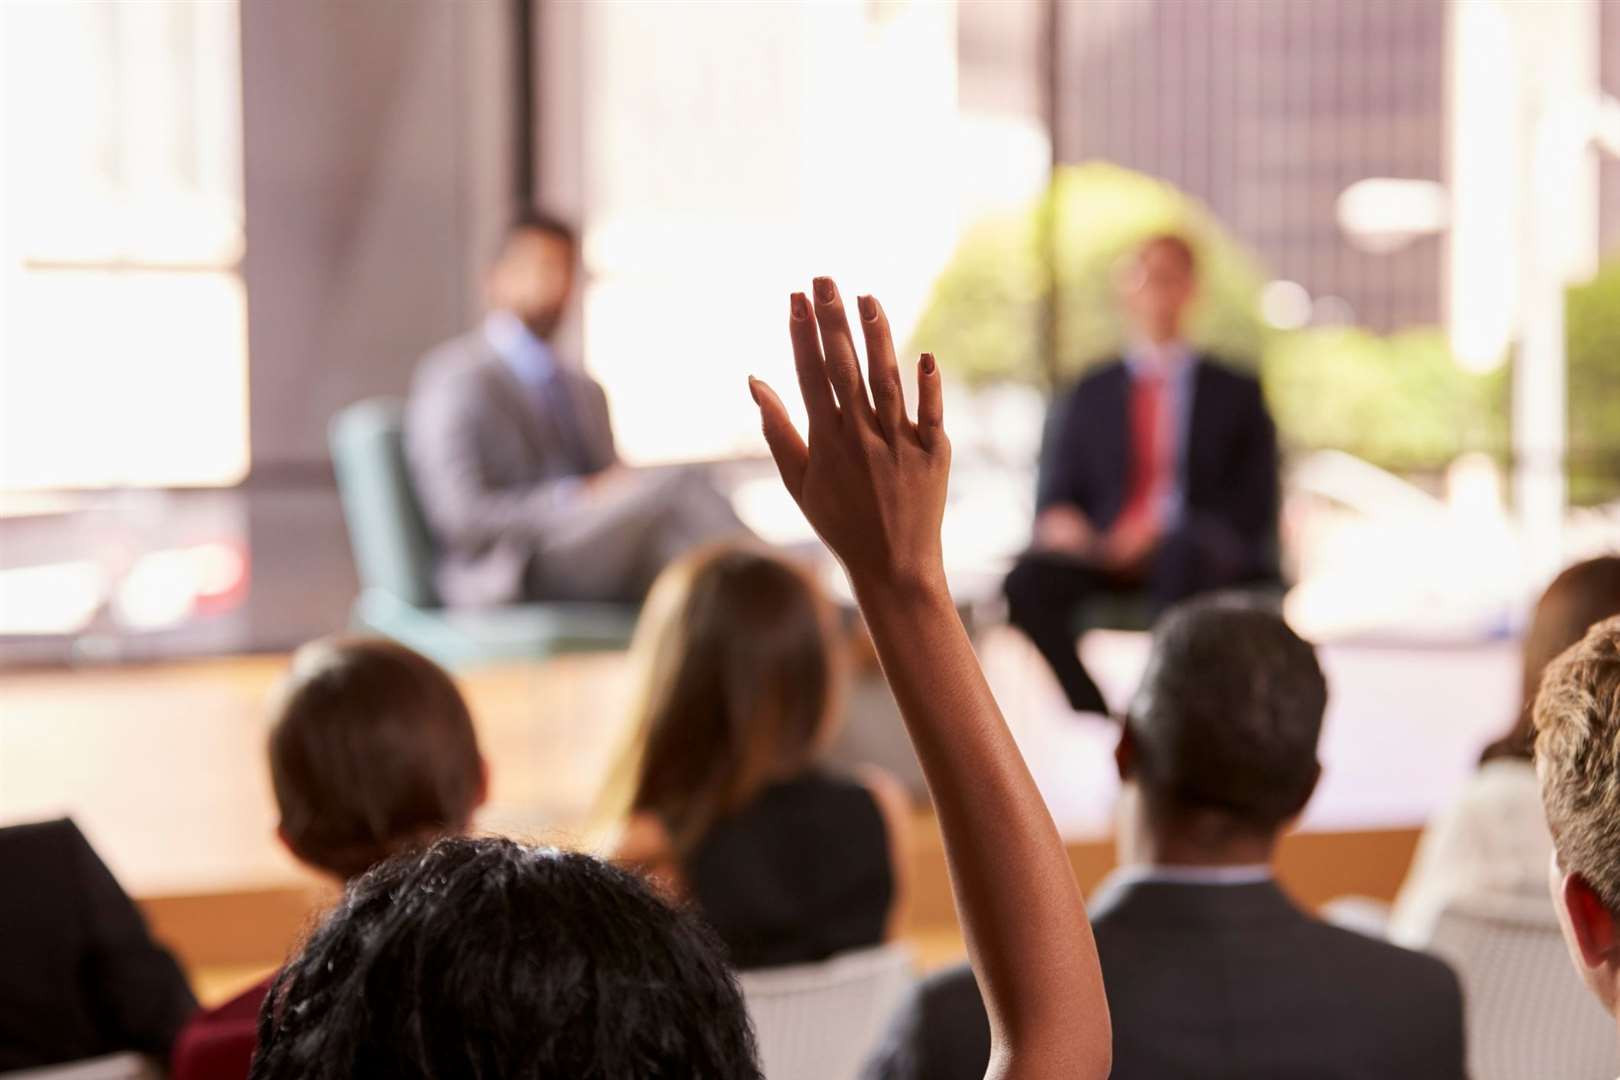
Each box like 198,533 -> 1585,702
328,399 -> 637,668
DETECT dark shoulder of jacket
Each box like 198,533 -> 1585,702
909,963 -> 990,1079
1193,354 -> 1265,400
0,816 -> 82,860
1074,356 -> 1129,392
1303,915 -> 1464,1004
915,958 -> 980,1005
1051,357 -> 1128,419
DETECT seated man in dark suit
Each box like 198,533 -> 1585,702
0,818 -> 197,1071
406,210 -> 746,608
863,599 -> 1466,1080
1004,234 -> 1278,714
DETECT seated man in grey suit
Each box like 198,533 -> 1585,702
406,210 -> 745,606
863,599 -> 1466,1080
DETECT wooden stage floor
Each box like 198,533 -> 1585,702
1,626 -> 1514,1002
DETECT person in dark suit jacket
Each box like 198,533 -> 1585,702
0,817 -> 197,1071
1004,233 -> 1278,714
405,209 -> 746,608
863,600 -> 1467,1080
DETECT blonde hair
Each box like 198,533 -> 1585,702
1534,614 -> 1620,909
606,545 -> 844,859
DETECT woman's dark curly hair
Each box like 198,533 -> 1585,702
250,835 -> 761,1079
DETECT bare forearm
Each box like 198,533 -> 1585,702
754,278 -> 1109,1078
853,574 -> 1109,1078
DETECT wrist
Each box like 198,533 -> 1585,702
849,564 -> 952,613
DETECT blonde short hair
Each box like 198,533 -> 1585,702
1534,614 -> 1620,909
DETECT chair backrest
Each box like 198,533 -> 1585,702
329,399 -> 439,609
738,944 -> 914,1080
1427,892 -> 1620,1080
0,1053 -> 158,1080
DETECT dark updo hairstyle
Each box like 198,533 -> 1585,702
251,835 -> 761,1079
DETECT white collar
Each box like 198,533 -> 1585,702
1103,862 -> 1273,890
1126,340 -> 1192,377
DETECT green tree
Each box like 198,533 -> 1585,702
1563,259 -> 1620,505
909,162 -> 1269,388
1261,327 -> 1508,472
917,163 -> 1613,503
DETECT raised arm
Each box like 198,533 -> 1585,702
749,280 -> 1109,1080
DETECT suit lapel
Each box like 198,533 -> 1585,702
1093,362 -> 1132,524
1183,357 -> 1217,502
480,348 -> 562,467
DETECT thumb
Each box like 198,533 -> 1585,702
750,377 -> 809,500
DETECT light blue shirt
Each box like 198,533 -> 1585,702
484,310 -> 589,493
484,310 -> 560,391
1124,342 -> 1198,527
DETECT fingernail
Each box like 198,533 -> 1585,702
813,277 -> 836,304
921,352 -> 936,375
858,295 -> 877,323
790,293 -> 810,321
747,376 -> 761,405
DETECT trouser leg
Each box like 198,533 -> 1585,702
528,466 -> 749,602
1003,554 -> 1110,715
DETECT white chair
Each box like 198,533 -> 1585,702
1426,893 -> 1620,1080
0,1054 -> 158,1080
739,944 -> 915,1080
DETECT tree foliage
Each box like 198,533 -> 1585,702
908,162 -> 1269,387
914,162 -> 1620,504
1564,259 -> 1620,505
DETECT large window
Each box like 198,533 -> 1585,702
1,0 -> 247,491
574,0 -> 1047,466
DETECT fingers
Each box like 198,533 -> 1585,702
789,292 -> 838,431
811,277 -> 876,426
749,376 -> 809,498
916,352 -> 945,451
858,294 -> 907,438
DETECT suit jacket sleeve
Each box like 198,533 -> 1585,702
860,969 -> 989,1080
70,822 -> 198,1058
406,365 -> 588,550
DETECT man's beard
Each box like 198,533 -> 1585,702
522,308 -> 564,340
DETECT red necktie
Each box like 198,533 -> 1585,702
1121,369 -> 1165,526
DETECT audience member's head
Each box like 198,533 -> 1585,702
268,636 -> 486,880
622,544 -> 843,857
251,835 -> 761,1079
1121,231 -> 1199,345
1483,555 -> 1620,763
1117,597 -> 1326,864
486,207 -> 577,340
1533,614 -> 1620,1017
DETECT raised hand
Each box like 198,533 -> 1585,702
749,278 -> 1110,1080
749,278 -> 949,599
